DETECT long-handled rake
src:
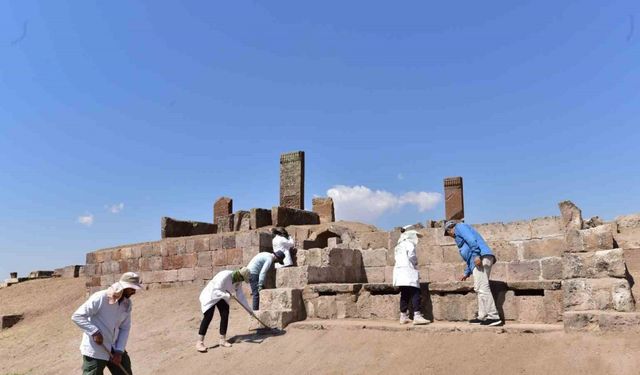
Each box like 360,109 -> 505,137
99,343 -> 132,375
229,294 -> 280,333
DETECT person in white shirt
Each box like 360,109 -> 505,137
72,272 -> 142,375
272,227 -> 295,268
196,267 -> 252,352
393,226 -> 429,325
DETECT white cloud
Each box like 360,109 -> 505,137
106,202 -> 125,214
77,214 -> 94,227
327,185 -> 442,222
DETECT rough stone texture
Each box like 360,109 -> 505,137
1,314 -> 23,329
364,267 -> 386,283
563,278 -> 635,312
474,221 -> 532,242
161,217 -> 216,238
249,310 -> 297,330
431,293 -> 477,321
563,249 -> 627,279
351,232 -> 389,250
54,265 -> 84,278
521,236 -> 565,259
280,151 -> 305,210
540,257 -> 563,280
507,260 -> 541,281
250,208 -> 272,229
271,206 -> 320,227
356,291 -> 400,320
233,211 -> 251,231
530,216 -> 563,238
216,214 -> 235,233
444,176 -> 464,221
312,197 -> 335,224
558,200 -> 583,230
360,248 -> 388,267
564,311 -> 640,332
28,271 -> 54,279
213,197 -> 233,221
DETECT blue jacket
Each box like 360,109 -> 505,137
453,223 -> 495,277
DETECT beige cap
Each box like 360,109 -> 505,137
119,272 -> 143,290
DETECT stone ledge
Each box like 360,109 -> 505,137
564,311 -> 640,332
290,319 -> 563,334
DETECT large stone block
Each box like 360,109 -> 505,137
186,237 -> 210,253
361,248 -> 388,267
444,176 -> 464,221
216,214 -> 235,233
563,278 -> 635,312
581,225 -> 616,251
530,216 -> 563,238
177,268 -> 195,282
473,221 -> 532,242
233,211 -> 251,231
364,267 -> 386,283
416,244 -> 444,265
543,290 -> 564,323
312,197 -> 335,223
271,206 -> 319,227
431,293 -> 477,321
249,310 -> 297,330
540,257 -> 563,280
280,151 -> 305,210
356,291 -> 399,320
212,249 -> 227,266
507,260 -> 541,281
352,232 -> 389,250
521,236 -> 565,259
563,248 -> 626,279
486,241 -> 519,262
213,197 -> 233,221
250,208 -> 272,229
227,248 -> 242,266
558,200 -> 583,230
564,311 -> 640,332
160,217 -> 216,238
422,264 -> 457,283
196,251 -> 212,267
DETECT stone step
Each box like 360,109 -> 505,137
290,319 -> 563,334
564,310 -> 640,332
248,309 -> 297,330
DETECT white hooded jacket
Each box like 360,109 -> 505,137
273,234 -> 295,268
199,270 -> 251,313
392,230 -> 421,288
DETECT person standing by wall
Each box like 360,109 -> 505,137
246,250 -> 285,310
393,226 -> 429,325
444,220 -> 502,326
272,227 -> 295,268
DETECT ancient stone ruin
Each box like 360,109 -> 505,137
83,152 -> 640,333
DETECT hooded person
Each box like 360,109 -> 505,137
272,227 -> 295,269
72,272 -> 142,375
196,267 -> 252,352
392,226 -> 430,325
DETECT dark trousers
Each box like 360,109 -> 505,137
249,273 -> 260,310
82,352 -> 132,375
198,300 -> 230,336
399,286 -> 421,313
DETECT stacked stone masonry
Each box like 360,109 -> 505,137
85,204 -> 640,331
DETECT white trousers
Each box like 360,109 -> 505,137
472,257 -> 499,320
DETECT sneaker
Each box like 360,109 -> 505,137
480,319 -> 503,327
399,312 -> 410,325
195,341 -> 207,353
469,318 -> 483,325
219,339 -> 232,348
412,313 -> 430,326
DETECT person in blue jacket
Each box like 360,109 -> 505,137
444,220 -> 502,326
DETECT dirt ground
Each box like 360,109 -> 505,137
1,278 -> 640,375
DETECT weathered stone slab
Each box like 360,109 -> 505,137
161,217 -> 216,238
563,248 -> 626,279
280,151 -> 305,210
54,265 -> 84,278
564,311 -> 640,332
213,197 -> 233,221
351,231 -> 389,250
486,241 -> 519,262
364,267 -> 386,283
530,216 -> 563,238
431,293 -> 477,321
356,291 -> 400,320
233,211 -> 250,231
250,208 -> 272,229
312,197 -> 335,223
272,206 -> 319,227
558,200 -> 583,230
216,214 -> 235,233
249,310 -> 297,330
307,283 -> 362,294
473,221 -> 532,242
563,278 -> 635,312
507,260 -> 541,281
521,236 -> 565,259
28,270 -> 54,279
540,257 -> 563,280
360,248 -> 388,267
444,176 -> 464,221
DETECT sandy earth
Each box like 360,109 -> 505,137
2,278 -> 640,375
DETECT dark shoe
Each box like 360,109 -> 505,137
481,319 -> 503,326
469,318 -> 483,325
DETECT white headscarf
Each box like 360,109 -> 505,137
398,229 -> 421,246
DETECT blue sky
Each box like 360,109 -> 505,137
1,1 -> 639,278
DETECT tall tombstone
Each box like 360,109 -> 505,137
280,151 -> 305,210
313,197 -> 335,223
444,176 -> 464,221
213,197 -> 233,222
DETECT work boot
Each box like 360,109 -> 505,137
413,312 -> 430,325
195,341 -> 207,353
219,335 -> 232,348
399,312 -> 410,325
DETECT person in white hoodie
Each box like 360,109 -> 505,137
392,227 -> 429,325
196,267 -> 252,352
272,227 -> 295,268
72,272 -> 142,375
